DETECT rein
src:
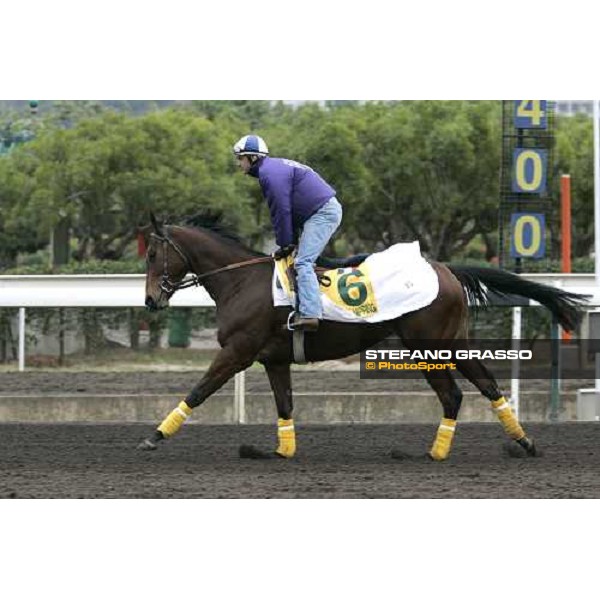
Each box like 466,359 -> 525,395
150,232 -> 273,296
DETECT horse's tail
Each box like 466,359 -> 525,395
447,265 -> 588,332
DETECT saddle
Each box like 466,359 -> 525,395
284,253 -> 370,293
273,241 -> 440,329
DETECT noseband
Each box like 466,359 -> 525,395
150,231 -> 273,297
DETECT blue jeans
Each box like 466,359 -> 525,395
295,197 -> 343,318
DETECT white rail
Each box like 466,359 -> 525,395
0,274 -> 214,307
2,272 -> 598,307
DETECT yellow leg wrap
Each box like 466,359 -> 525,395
491,396 -> 526,440
429,418 -> 457,461
157,401 -> 193,437
276,418 -> 296,458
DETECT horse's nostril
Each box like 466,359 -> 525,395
145,296 -> 156,310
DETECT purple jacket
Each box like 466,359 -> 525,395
249,157 -> 336,247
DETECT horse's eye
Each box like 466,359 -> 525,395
147,249 -> 156,262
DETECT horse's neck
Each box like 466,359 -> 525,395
175,229 -> 255,268
172,227 -> 262,299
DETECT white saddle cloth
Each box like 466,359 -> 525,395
272,241 -> 439,323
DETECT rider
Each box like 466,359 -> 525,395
233,134 -> 342,331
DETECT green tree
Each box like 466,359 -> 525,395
354,101 -> 501,259
190,100 -> 275,129
0,156 -> 46,268
11,99 -> 587,271
2,109 -> 257,264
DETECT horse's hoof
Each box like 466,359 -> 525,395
427,451 -> 449,462
504,441 -> 527,458
514,437 -> 541,458
504,439 -> 541,458
525,443 -> 542,457
523,438 -> 540,457
275,451 -> 295,459
137,439 -> 158,451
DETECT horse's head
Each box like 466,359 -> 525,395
144,213 -> 191,311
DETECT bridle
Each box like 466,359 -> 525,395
149,231 -> 273,297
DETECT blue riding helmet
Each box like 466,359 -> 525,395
233,134 -> 269,157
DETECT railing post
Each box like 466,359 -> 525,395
550,317 -> 561,422
18,307 -> 26,372
510,306 -> 521,418
234,370 -> 246,424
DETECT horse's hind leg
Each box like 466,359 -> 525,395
456,357 -> 537,456
422,369 -> 463,461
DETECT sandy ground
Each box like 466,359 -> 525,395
1,422 -> 599,498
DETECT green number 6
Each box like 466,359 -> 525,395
338,270 -> 368,306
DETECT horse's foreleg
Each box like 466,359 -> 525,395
423,369 -> 463,461
456,358 -> 537,456
263,361 -> 296,458
138,341 -> 254,450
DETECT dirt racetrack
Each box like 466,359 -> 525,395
1,421 -> 600,498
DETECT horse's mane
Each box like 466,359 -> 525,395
181,211 -> 265,257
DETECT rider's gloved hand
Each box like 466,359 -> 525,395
273,245 -> 296,260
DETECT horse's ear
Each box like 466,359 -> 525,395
149,211 -> 164,236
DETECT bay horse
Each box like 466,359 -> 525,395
139,213 -> 586,461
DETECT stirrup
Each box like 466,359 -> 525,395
286,311 -> 297,331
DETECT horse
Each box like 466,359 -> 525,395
139,213 -> 586,461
